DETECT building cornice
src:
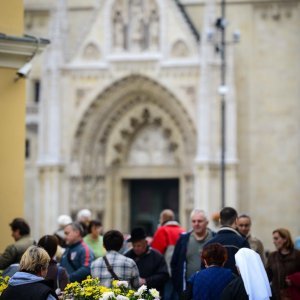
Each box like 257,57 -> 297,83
0,33 -> 50,69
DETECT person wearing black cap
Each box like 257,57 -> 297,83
125,227 -> 169,297
0,218 -> 35,272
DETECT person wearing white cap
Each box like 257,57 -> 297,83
221,248 -> 272,300
77,209 -> 92,237
54,214 -> 72,248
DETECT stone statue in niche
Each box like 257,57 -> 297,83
148,9 -> 159,50
113,11 -> 125,51
130,0 -> 145,51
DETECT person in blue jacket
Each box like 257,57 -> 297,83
184,243 -> 235,300
171,209 -> 216,298
60,222 -> 94,282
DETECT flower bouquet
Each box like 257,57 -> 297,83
0,274 -> 9,295
63,277 -> 160,300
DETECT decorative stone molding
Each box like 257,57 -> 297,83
71,74 -> 196,178
171,40 -> 190,58
82,42 -> 101,60
185,174 -> 194,209
69,175 -> 105,214
105,104 -> 182,167
76,88 -> 91,107
254,2 -> 298,20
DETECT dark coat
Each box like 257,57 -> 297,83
202,227 -> 250,274
45,259 -> 69,291
170,229 -> 216,295
125,246 -> 169,293
266,249 -> 300,300
0,281 -> 58,300
220,276 -> 248,300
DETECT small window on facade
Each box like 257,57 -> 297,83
34,80 -> 40,103
25,139 -> 30,159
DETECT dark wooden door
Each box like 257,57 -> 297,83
130,179 -> 179,236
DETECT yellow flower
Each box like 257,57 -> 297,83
62,276 -> 160,299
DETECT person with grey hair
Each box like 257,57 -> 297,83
237,213 -> 266,264
60,222 -> 95,282
171,209 -> 215,298
0,245 -> 58,299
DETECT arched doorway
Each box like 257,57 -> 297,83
70,75 -> 196,232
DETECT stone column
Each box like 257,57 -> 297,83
194,0 -> 218,216
225,47 -> 238,208
36,0 -> 68,236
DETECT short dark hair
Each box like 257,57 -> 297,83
103,230 -> 124,251
38,235 -> 58,258
238,214 -> 251,224
220,207 -> 238,226
87,220 -> 102,234
201,243 -> 228,266
9,218 -> 30,236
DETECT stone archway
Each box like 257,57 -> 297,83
70,75 -> 196,231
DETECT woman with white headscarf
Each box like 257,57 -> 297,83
221,248 -> 272,300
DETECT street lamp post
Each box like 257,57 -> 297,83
217,0 -> 227,209
207,0 -> 240,209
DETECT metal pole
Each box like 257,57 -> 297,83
220,0 -> 226,208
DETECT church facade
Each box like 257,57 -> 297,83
24,0 -> 300,249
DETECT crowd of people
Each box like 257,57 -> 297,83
0,207 -> 300,300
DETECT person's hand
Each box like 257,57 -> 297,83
285,277 -> 291,286
139,277 -> 146,285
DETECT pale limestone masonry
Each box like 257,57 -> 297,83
24,0 -> 300,250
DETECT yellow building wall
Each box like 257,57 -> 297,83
0,1 -> 26,252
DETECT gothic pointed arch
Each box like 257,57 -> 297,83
69,75 -> 196,215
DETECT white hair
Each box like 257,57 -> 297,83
190,208 -> 208,220
77,209 -> 92,221
57,215 -> 72,228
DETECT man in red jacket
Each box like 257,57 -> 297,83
151,209 -> 185,300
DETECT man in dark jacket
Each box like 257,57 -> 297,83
203,207 -> 250,274
171,209 -> 215,297
125,228 -> 169,296
0,218 -> 35,273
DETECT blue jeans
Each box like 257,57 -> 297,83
163,278 -> 179,300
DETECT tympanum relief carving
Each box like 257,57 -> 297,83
127,125 -> 177,166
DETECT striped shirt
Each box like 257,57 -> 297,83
91,250 -> 140,289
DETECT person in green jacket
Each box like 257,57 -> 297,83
83,220 -> 106,259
